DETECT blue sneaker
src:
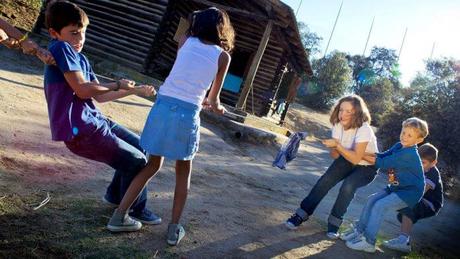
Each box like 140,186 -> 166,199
129,209 -> 162,225
285,213 -> 305,230
102,195 -> 118,207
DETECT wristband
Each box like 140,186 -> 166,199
114,80 -> 121,91
18,33 -> 29,44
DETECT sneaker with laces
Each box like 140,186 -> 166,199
285,213 -> 305,230
129,209 -> 162,225
340,227 -> 360,241
346,235 -> 376,253
383,237 -> 411,253
167,223 -> 185,246
107,213 -> 142,232
326,231 -> 340,239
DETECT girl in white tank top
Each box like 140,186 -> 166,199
108,7 -> 236,246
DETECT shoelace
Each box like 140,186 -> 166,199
350,234 -> 364,244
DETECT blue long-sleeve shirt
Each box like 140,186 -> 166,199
375,142 -> 425,208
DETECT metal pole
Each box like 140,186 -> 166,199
362,16 -> 375,56
323,0 -> 343,57
295,0 -> 304,17
430,42 -> 436,59
397,27 -> 408,62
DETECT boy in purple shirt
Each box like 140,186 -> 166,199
44,1 -> 159,227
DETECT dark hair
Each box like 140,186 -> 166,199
187,7 -> 235,51
418,143 -> 438,162
329,95 -> 371,129
45,1 -> 89,33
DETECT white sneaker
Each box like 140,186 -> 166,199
107,214 -> 142,232
340,227 -> 359,241
383,237 -> 411,253
326,232 -> 339,239
346,235 -> 376,253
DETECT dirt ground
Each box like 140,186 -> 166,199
1,46 -> 459,258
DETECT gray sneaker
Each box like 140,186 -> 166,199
167,223 -> 185,246
340,227 -> 360,241
383,237 -> 411,253
107,211 -> 142,232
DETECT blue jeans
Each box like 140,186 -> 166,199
298,156 -> 377,233
64,119 -> 148,213
356,190 -> 407,245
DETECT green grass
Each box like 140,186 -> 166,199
23,0 -> 42,10
0,192 -> 152,258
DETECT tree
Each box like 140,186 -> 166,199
347,54 -> 371,93
347,47 -> 401,93
358,78 -> 394,126
368,47 -> 399,81
297,21 -> 323,57
299,51 -> 352,110
378,58 -> 460,199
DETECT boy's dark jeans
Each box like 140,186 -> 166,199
299,156 -> 377,233
65,119 -> 148,213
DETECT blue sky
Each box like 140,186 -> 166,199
282,0 -> 460,85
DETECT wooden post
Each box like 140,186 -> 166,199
236,20 -> 273,109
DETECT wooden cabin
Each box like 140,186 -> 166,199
36,0 -> 311,116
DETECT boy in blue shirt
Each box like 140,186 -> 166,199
341,117 -> 429,253
44,1 -> 159,229
383,143 -> 443,252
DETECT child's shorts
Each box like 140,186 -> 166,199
397,200 -> 437,224
140,94 -> 200,161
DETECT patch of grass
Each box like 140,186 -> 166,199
403,251 -> 429,259
0,193 -> 151,258
18,0 -> 42,10
1,0 -> 42,30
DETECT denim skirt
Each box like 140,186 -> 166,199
140,94 -> 200,160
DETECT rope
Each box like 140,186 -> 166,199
95,73 -> 287,130
32,192 -> 50,210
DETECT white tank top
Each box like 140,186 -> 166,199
158,37 -> 223,106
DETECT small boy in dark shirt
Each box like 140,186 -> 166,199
383,143 -> 443,252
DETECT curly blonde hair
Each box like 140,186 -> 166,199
402,117 -> 429,138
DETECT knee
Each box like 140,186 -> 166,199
372,200 -> 388,213
315,173 -> 335,188
340,182 -> 358,196
133,155 -> 148,171
121,155 -> 147,174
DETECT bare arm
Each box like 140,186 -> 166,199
327,138 -> 340,159
423,177 -> 436,194
323,139 -> 368,165
362,153 -> 376,164
424,183 -> 433,194
0,18 -> 55,65
0,18 -> 23,40
330,149 -> 340,159
206,51 -> 231,114
63,71 -> 136,99
0,29 -> 8,42
94,81 -> 156,103
177,34 -> 187,52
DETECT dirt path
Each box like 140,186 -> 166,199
0,46 -> 458,258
